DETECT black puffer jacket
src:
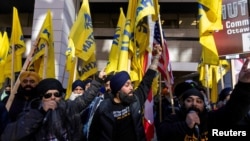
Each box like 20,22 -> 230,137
1,79 -> 102,141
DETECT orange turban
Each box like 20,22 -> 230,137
19,71 -> 41,84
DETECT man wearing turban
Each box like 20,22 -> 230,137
9,71 -> 41,122
88,44 -> 162,141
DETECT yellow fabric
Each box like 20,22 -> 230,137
198,60 -> 230,103
28,10 -> 55,79
65,38 -> 76,99
135,0 -> 155,27
0,32 -> 10,88
69,0 -> 95,61
198,0 -> 223,65
10,7 -> 26,74
135,0 -> 155,55
0,32 -> 9,66
105,8 -> 126,74
79,54 -> 97,80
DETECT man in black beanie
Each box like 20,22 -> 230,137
1,70 -> 107,141
158,58 -> 250,141
88,44 -> 162,141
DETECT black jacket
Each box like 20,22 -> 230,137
159,81 -> 250,141
88,69 -> 157,141
1,79 -> 102,141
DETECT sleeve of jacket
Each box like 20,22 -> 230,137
1,109 -> 44,141
209,81 -> 250,127
68,79 -> 103,113
88,105 -> 102,141
134,69 -> 157,106
0,103 -> 9,135
158,114 -> 193,140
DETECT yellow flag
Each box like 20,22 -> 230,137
105,8 -> 126,74
65,38 -> 76,99
4,7 -> 26,79
198,0 -> 223,65
0,32 -> 2,41
69,0 -> 95,61
11,7 -> 26,56
0,32 -> 9,65
117,21 -> 130,72
212,59 -> 230,103
29,10 -> 55,78
135,0 -> 155,26
65,38 -> 76,72
79,54 -> 97,80
0,32 -> 10,87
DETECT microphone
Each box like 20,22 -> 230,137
43,109 -> 52,124
189,110 -> 200,139
194,123 -> 200,139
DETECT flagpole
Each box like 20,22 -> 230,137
11,44 -> 15,95
219,61 -> 225,89
157,15 -> 175,114
158,75 -> 162,122
43,43 -> 48,79
205,64 -> 211,104
6,38 -> 40,111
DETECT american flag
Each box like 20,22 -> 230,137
153,21 -> 174,86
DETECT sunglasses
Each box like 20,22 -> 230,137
43,92 -> 62,99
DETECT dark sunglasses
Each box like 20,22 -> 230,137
43,92 -> 62,99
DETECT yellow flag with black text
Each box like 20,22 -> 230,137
79,54 -> 97,80
10,7 -> 26,73
28,10 -> 55,78
65,38 -> 76,99
69,0 -> 95,61
105,8 -> 126,74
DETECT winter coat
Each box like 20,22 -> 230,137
1,79 -> 102,141
159,81 -> 250,141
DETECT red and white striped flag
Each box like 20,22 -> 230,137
153,21 -> 174,87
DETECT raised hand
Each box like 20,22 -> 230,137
238,57 -> 250,83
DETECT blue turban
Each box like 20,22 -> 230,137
110,71 -> 130,95
72,80 -> 85,90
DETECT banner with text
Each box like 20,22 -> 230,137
214,0 -> 250,58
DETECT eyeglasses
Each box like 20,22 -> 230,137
43,92 -> 62,99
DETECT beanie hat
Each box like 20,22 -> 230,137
37,78 -> 64,96
110,71 -> 130,95
20,71 -> 40,84
83,79 -> 92,86
72,80 -> 85,90
180,88 -> 204,102
104,72 -> 114,83
174,82 -> 195,98
219,87 -> 232,101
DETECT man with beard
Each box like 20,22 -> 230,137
1,70 -> 106,141
9,71 -> 40,122
158,58 -> 250,141
88,44 -> 162,141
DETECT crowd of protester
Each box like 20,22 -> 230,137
1,45 -> 250,141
